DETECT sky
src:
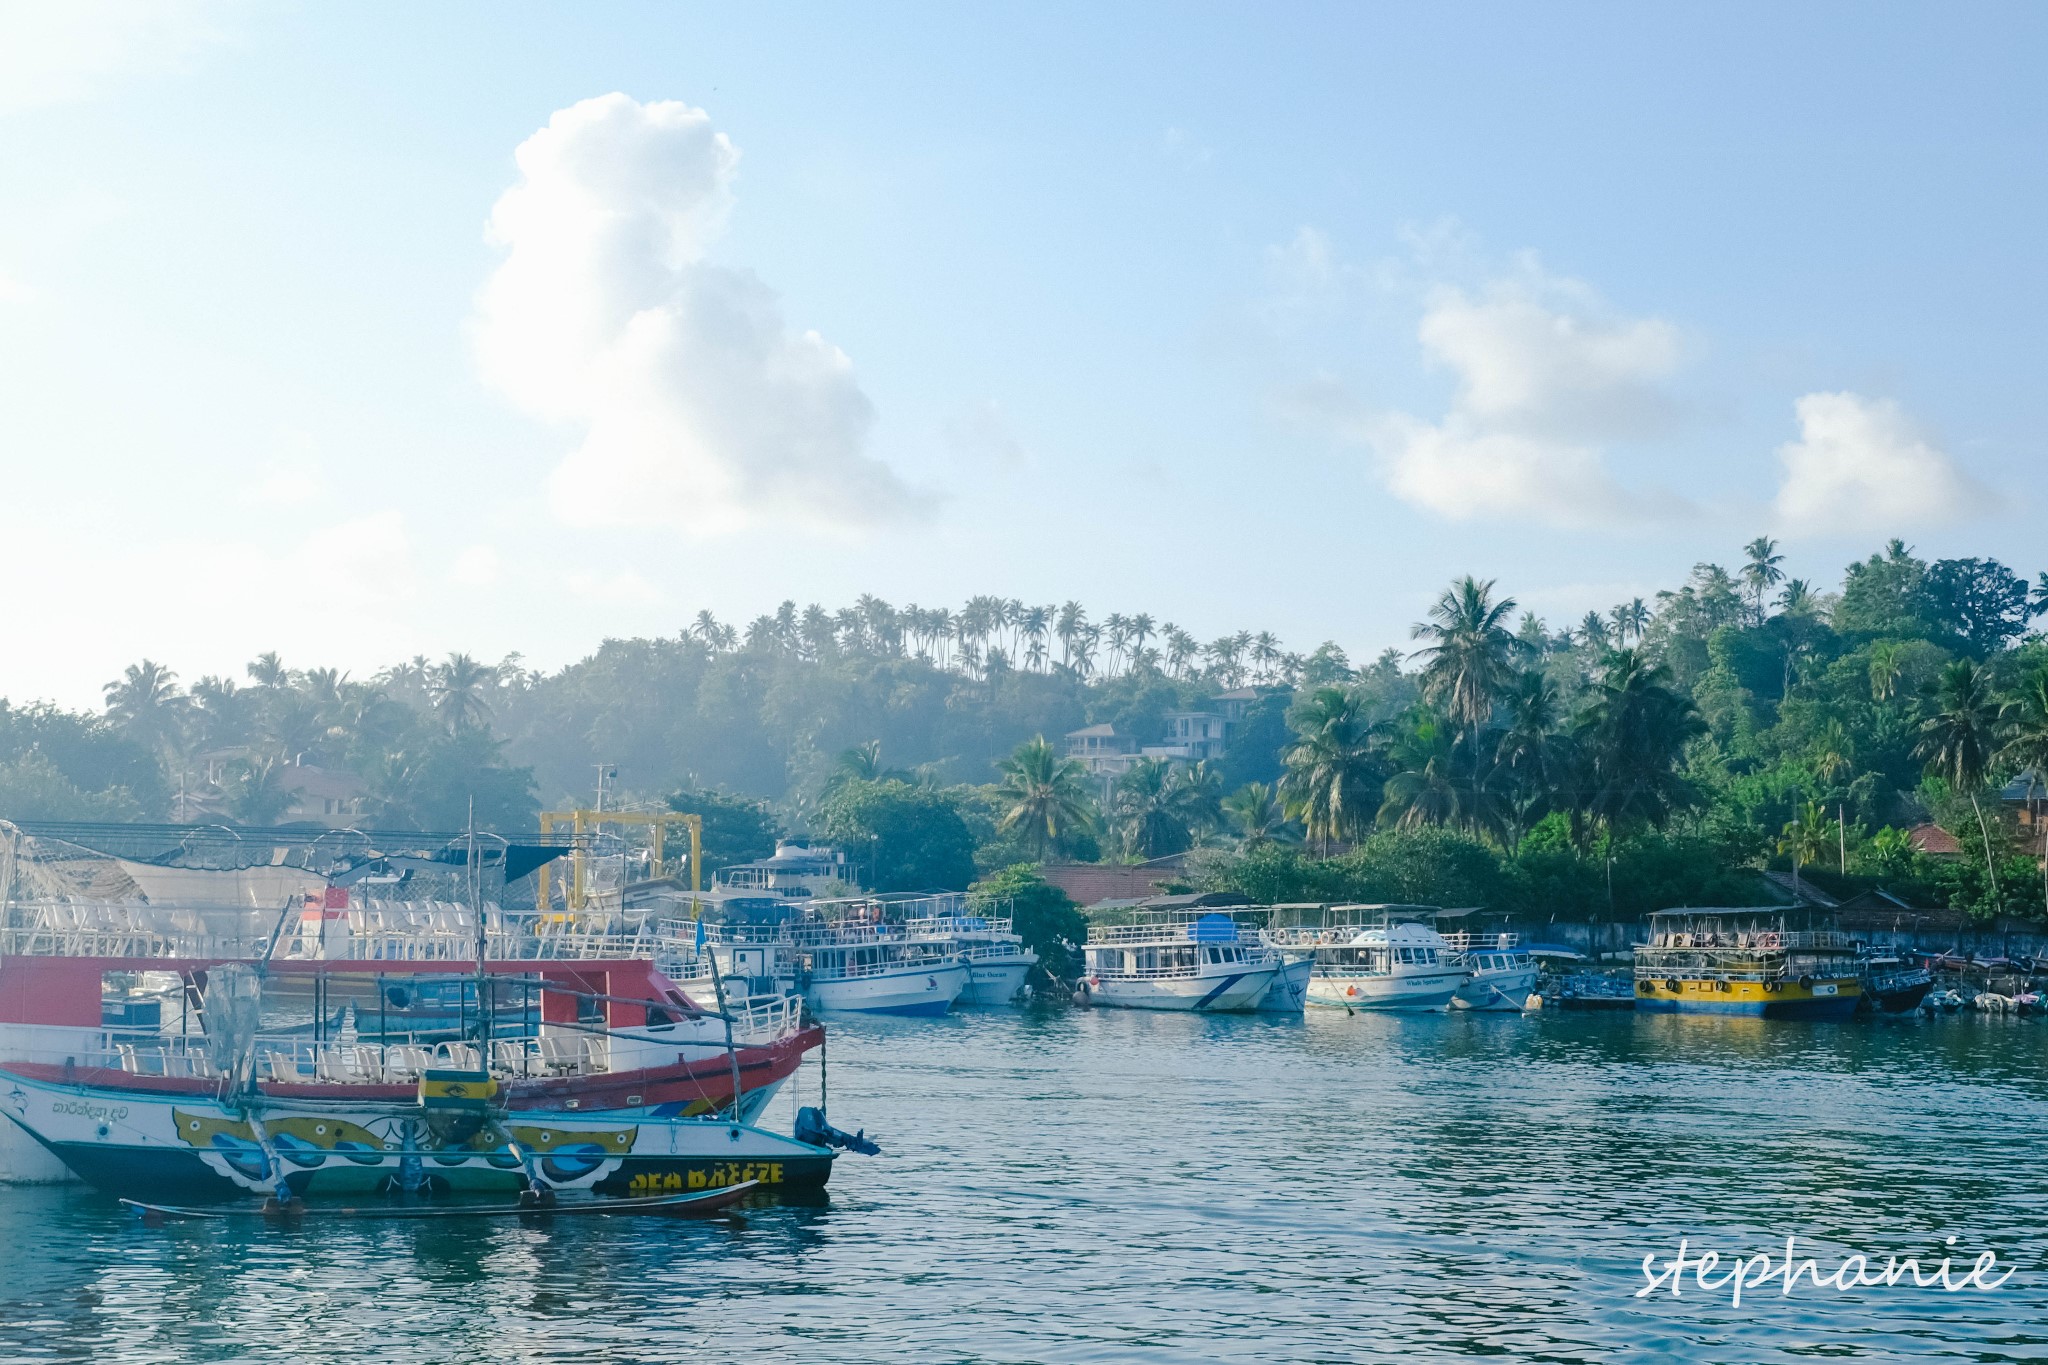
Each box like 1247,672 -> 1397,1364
1,2 -> 2042,709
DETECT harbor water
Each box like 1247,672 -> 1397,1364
1,1007 -> 2043,1363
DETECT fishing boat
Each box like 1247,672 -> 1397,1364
0,820 -> 869,1201
1080,914 -> 1278,1012
1859,953 -> 1933,1015
1632,908 -> 1862,1018
1269,907 -> 1468,1012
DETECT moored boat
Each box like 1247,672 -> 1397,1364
1080,914 -> 1278,1012
1269,907 -> 1468,1012
1633,908 -> 1862,1018
1859,954 -> 1933,1015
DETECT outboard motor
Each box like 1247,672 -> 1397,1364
794,1105 -> 880,1156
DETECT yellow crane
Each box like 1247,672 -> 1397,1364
535,809 -> 702,914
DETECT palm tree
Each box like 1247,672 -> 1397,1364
1574,650 -> 1705,836
1777,801 -> 1835,902
994,736 -> 1098,859
223,755 -> 294,826
428,653 -> 497,732
1223,782 -> 1294,849
245,652 -> 290,690
1914,658 -> 2003,900
1492,669 -> 1571,843
1610,598 -> 1650,646
823,739 -> 909,799
1776,579 -> 1817,618
1410,576 -> 1525,780
104,660 -> 189,758
1102,613 -> 1131,675
1055,602 -> 1086,668
1577,612 -> 1610,652
1279,687 -> 1382,853
1377,711 -> 1492,835
1743,536 -> 1785,624
1868,641 -> 1907,703
1163,626 -> 1197,679
1110,758 -> 1197,859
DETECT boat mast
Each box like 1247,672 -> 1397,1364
468,800 -> 491,1058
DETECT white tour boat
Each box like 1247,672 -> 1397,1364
1275,909 -> 1469,1012
1081,914 -> 1279,1012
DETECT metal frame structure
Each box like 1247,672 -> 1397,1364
535,810 -> 702,913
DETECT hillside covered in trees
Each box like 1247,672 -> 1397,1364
10,539 -> 2048,922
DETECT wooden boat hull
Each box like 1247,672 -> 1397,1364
0,1068 -> 833,1204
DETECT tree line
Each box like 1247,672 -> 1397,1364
6,536 -> 2047,921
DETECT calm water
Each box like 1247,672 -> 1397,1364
1,1007 -> 2044,1363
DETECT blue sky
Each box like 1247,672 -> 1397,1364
1,2 -> 2041,707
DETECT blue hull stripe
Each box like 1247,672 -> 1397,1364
1193,973 -> 1248,1010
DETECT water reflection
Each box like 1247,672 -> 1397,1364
0,1008 -> 2043,1361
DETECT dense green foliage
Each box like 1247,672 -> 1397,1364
16,542 -> 2048,921
968,863 -> 1088,985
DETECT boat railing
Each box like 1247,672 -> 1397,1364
1087,922 -> 1251,947
1439,931 -> 1521,952
803,948 -> 959,982
1645,930 -> 1857,951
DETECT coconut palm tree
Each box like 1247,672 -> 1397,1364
1410,576 -> 1526,780
428,653 -> 497,732
1916,658 -> 2003,900
1868,641 -> 1907,703
1777,801 -> 1835,901
1577,612 -> 1611,652
1573,650 -> 1705,836
1223,782 -> 1294,849
245,652 -> 290,690
994,736 -> 1097,859
223,755 -> 294,826
1743,536 -> 1786,624
1279,686 -> 1383,853
1491,669 -> 1572,843
1163,626 -> 1197,679
1377,711 -> 1490,834
103,660 -> 189,759
1610,598 -> 1651,646
1110,758 -> 1197,859
1055,602 -> 1086,668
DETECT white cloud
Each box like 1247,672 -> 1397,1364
1773,391 -> 1988,532
451,545 -> 502,587
940,399 -> 1025,466
0,0 -> 240,111
474,92 -> 927,532
241,463 -> 326,507
565,568 -> 662,604
1415,277 -> 1682,441
1285,256 -> 1689,526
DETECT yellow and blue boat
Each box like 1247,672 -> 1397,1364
1633,908 -> 1862,1019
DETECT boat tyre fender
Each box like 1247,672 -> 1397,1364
1664,978 -> 1682,994
1799,975 -> 1814,990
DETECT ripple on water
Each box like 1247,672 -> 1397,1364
0,1008 -> 2042,1363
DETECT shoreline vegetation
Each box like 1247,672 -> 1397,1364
7,537 -> 2048,984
